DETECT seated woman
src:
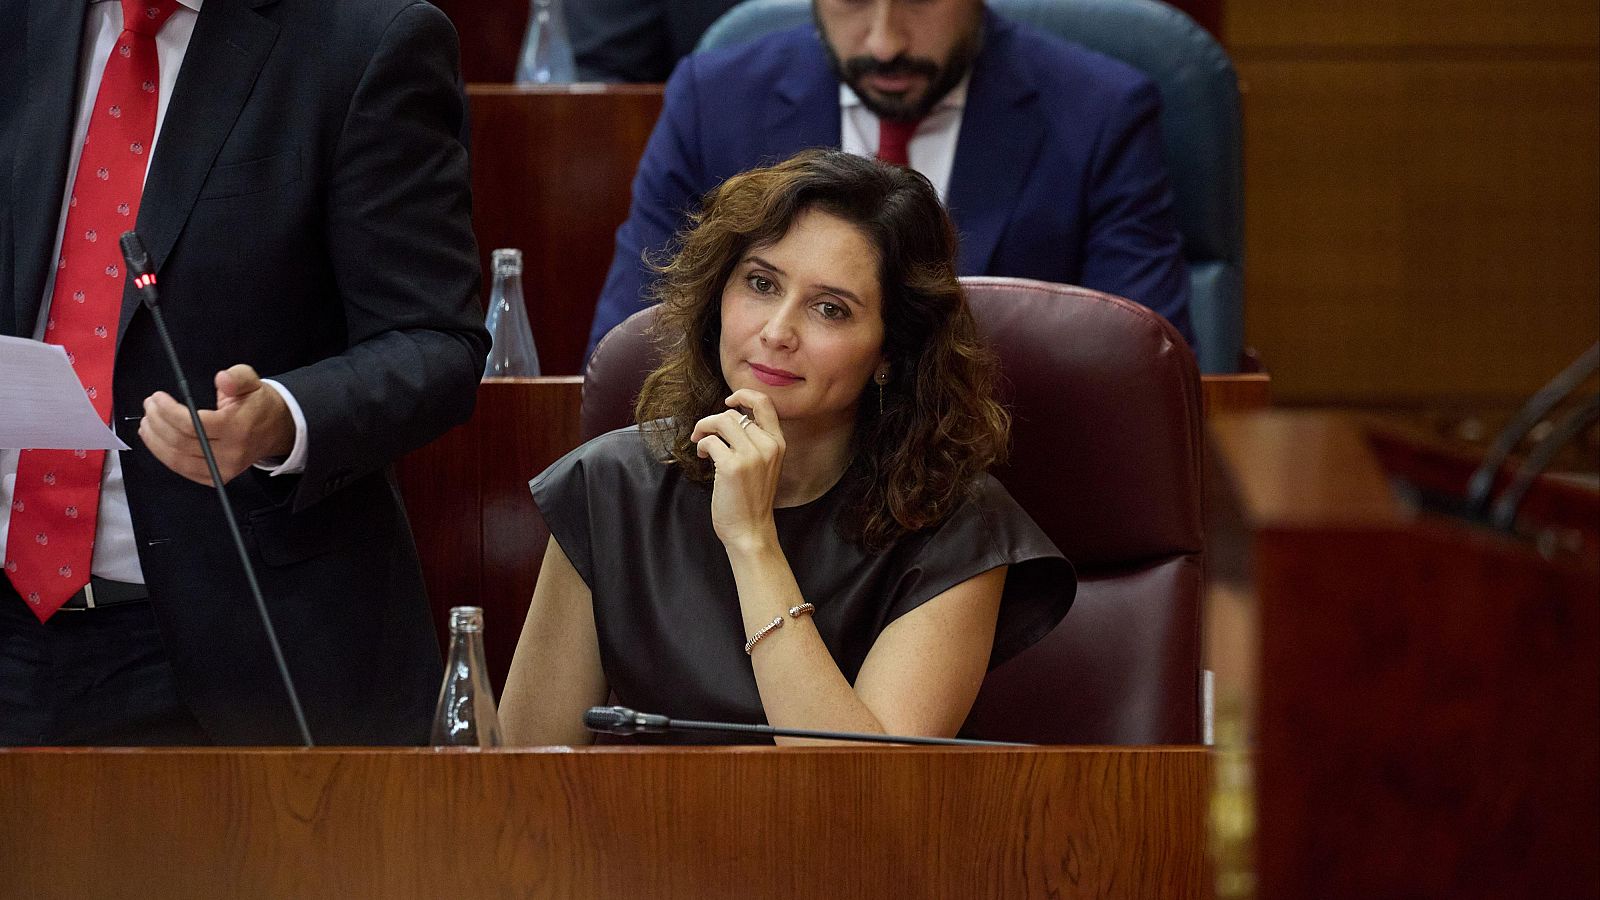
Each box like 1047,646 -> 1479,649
500,150 -> 1075,745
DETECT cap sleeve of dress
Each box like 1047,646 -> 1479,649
883,475 -> 1077,669
528,429 -> 634,590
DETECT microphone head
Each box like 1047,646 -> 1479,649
119,231 -> 151,276
583,706 -> 637,734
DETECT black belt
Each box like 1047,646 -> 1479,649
56,577 -> 149,611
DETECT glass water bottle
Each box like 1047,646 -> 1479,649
516,0 -> 576,84
482,248 -> 541,378
430,606 -> 504,748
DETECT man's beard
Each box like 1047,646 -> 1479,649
822,23 -> 982,123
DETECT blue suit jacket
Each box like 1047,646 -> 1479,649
587,11 -> 1192,359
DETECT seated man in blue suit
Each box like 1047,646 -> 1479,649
587,0 -> 1193,360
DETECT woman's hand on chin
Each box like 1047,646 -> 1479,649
691,389 -> 786,552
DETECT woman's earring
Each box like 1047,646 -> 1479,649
875,369 -> 889,415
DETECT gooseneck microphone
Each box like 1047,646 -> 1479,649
1489,394 -> 1600,531
1465,342 -> 1600,520
583,706 -> 1030,747
120,232 -> 315,748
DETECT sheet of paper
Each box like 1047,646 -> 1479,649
0,335 -> 130,451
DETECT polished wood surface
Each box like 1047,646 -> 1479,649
0,746 -> 1212,899
1202,372 -> 1271,414
467,86 -> 663,375
1228,1 -> 1600,406
1206,411 -> 1599,899
398,375 -> 1269,692
1208,412 -> 1403,524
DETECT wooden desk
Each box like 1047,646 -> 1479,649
0,746 -> 1212,899
1205,411 -> 1599,898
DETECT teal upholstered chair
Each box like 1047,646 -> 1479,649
698,0 -> 1245,373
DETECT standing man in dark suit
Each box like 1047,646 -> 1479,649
0,0 -> 488,745
586,0 -> 1191,361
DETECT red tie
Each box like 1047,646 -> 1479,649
5,0 -> 177,622
876,116 -> 922,167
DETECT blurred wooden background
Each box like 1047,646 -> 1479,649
1227,0 -> 1599,408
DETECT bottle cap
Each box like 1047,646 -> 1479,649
449,606 -> 485,633
491,248 -> 523,276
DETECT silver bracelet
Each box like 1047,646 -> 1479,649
743,615 -> 784,655
788,602 -> 815,620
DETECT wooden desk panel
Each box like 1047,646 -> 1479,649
396,377 -> 583,684
1206,411 -> 1599,899
0,747 -> 1212,899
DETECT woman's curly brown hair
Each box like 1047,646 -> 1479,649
635,149 -> 1008,551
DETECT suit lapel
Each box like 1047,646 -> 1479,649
11,1 -> 88,337
121,0 -> 278,349
945,19 -> 1043,275
762,37 -> 841,164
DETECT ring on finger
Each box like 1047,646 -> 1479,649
737,413 -> 754,430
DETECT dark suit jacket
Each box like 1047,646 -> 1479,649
0,0 -> 489,744
586,11 -> 1192,360
568,0 -> 740,83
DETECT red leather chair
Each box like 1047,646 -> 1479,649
583,277 -> 1205,744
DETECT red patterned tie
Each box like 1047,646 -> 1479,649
5,0 -> 177,622
876,116 -> 923,167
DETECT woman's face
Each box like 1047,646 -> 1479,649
718,208 -> 887,434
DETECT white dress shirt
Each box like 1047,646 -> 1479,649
838,75 -> 970,202
0,0 -> 309,585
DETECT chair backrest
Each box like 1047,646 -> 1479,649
697,0 -> 1245,374
583,276 -> 1205,744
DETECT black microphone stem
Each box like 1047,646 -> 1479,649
122,233 -> 314,748
584,706 -> 1030,747
1490,395 -> 1600,532
668,717 -> 1029,747
1466,343 -> 1600,517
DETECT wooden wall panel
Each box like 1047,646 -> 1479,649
1234,56 -> 1599,404
1229,0 -> 1598,50
1227,0 -> 1600,407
